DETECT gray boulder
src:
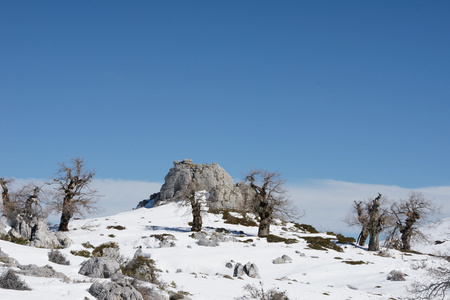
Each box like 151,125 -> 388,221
0,247 -> 19,267
244,262 -> 260,279
8,214 -> 69,248
273,255 -> 293,264
137,159 -> 254,211
79,257 -> 121,278
233,263 -> 245,277
88,279 -> 143,300
17,264 -> 67,280
197,238 -> 219,247
272,257 -> 285,264
54,231 -> 73,248
122,251 -> 157,284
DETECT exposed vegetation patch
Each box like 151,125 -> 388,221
264,234 -> 298,244
108,234 -> 115,238
150,234 -> 176,242
92,242 -> 119,257
106,225 -> 126,230
400,249 -> 423,255
121,255 -> 159,284
0,234 -> 29,245
239,239 -> 254,243
301,236 -> 343,252
70,250 -> 91,258
335,234 -> 356,244
222,211 -> 258,227
342,260 -> 367,265
82,242 -> 95,249
293,223 -> 319,234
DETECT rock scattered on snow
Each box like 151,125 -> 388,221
8,215 -> 71,248
233,262 -> 260,278
243,262 -> 260,279
88,279 -> 143,300
273,255 -> 292,264
17,264 -> 67,280
79,257 -> 121,278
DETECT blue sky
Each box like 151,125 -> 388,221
2,2 -> 450,194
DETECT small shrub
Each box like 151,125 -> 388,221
265,234 -> 298,244
301,236 -> 343,252
70,250 -> 91,258
48,249 -> 70,265
293,223 -> 319,234
82,242 -> 95,249
106,225 -> 126,230
387,270 -> 406,281
222,211 -> 258,227
237,282 -> 290,300
0,269 -> 31,291
121,255 -> 159,284
377,249 -> 393,258
336,234 -> 356,244
92,242 -> 119,257
108,234 -> 115,238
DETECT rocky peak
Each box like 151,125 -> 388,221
138,159 -> 252,211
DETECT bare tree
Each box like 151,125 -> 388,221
51,157 -> 100,231
4,182 -> 48,220
391,191 -> 439,251
244,169 -> 299,237
345,200 -> 370,246
0,177 -> 13,214
178,178 -> 208,232
410,264 -> 450,300
367,193 -> 384,251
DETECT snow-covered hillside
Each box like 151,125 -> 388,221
1,203 -> 449,299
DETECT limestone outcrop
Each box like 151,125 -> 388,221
138,159 -> 253,211
8,214 -> 72,249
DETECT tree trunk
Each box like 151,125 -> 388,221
58,199 -> 73,232
368,230 -> 380,251
191,200 -> 202,232
357,226 -> 369,246
258,215 -> 271,237
400,215 -> 415,250
368,194 -> 383,251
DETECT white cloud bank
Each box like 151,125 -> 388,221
288,180 -> 450,236
7,178 -> 450,237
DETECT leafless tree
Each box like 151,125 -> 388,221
366,193 -> 394,251
4,182 -> 48,220
0,177 -> 13,214
391,191 -> 439,251
410,264 -> 450,300
177,178 -> 208,232
345,200 -> 370,246
244,169 -> 299,237
50,157 -> 101,231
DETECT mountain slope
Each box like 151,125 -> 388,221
0,203 -> 448,299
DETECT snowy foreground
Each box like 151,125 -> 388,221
1,202 -> 449,300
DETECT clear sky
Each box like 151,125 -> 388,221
2,1 -> 450,227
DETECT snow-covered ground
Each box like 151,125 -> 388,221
1,202 -> 449,299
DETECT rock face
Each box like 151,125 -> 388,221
138,159 -> 253,211
8,214 -> 72,248
79,257 -> 121,278
17,264 -> 67,280
88,279 -> 143,300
